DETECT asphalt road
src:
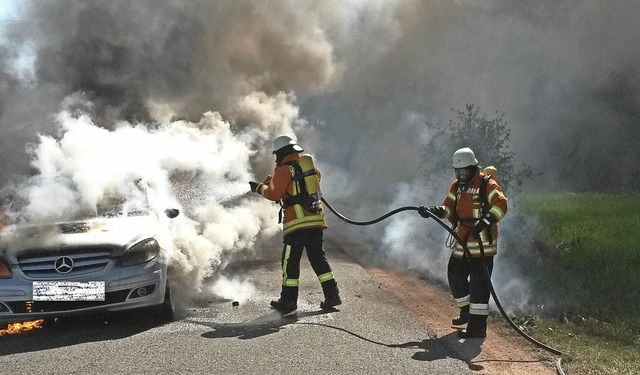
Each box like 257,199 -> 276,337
0,249 -> 479,375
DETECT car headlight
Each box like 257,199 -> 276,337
121,239 -> 160,267
0,258 -> 12,279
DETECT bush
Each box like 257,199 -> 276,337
421,104 -> 535,194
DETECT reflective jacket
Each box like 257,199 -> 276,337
441,171 -> 508,258
258,153 -> 328,236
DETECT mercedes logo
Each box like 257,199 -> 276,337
54,256 -> 74,274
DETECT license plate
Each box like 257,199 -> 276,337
32,281 -> 106,301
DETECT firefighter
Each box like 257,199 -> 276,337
418,147 -> 508,338
249,134 -> 341,313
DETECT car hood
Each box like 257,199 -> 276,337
0,215 -> 160,258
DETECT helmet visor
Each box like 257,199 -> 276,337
455,168 -> 473,189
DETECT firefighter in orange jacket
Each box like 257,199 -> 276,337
419,147 -> 508,338
249,134 -> 341,313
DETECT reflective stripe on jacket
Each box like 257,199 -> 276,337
258,153 -> 327,235
442,171 -> 508,258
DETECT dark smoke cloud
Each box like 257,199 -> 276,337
0,0 -> 341,182
303,0 -> 640,192
1,0 -> 639,312
6,0 -> 637,190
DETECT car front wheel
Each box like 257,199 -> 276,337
155,283 -> 175,323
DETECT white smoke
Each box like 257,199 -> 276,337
207,276 -> 256,304
14,91 -> 303,301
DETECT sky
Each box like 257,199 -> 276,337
0,0 -> 638,313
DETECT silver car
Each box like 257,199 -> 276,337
0,177 -> 178,324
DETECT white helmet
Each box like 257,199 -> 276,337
452,147 -> 478,168
272,134 -> 303,154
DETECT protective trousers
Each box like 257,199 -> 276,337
278,227 -> 338,302
447,255 -> 493,316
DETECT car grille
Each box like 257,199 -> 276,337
18,247 -> 114,278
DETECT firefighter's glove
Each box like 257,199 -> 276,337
474,213 -> 493,233
418,205 -> 445,219
249,181 -> 261,193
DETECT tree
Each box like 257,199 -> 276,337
421,104 -> 535,194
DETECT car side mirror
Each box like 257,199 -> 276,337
165,209 -> 180,219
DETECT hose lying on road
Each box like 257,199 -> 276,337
321,197 -> 565,365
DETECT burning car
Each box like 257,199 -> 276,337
0,177 -> 179,325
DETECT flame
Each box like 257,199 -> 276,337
0,319 -> 45,336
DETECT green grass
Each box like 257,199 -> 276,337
500,315 -> 640,375
512,192 -> 640,374
517,193 -> 640,316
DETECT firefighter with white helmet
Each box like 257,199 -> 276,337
249,134 -> 341,313
452,147 -> 479,191
418,147 -> 508,338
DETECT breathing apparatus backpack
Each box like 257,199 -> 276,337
281,154 -> 322,214
477,166 -> 497,218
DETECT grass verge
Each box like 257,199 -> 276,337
509,192 -> 640,374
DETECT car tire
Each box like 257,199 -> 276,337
156,283 -> 175,323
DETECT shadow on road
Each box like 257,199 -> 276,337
198,309 -> 335,340
198,314 -> 484,369
0,310 -> 162,355
390,331 -> 485,371
297,323 -> 543,372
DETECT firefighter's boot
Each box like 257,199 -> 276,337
458,314 -> 487,339
270,286 -> 298,313
452,305 -> 470,325
320,279 -> 342,309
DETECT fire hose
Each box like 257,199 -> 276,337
320,197 -> 566,374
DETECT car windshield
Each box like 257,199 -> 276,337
3,176 -> 152,223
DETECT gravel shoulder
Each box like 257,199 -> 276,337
365,266 -> 558,375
